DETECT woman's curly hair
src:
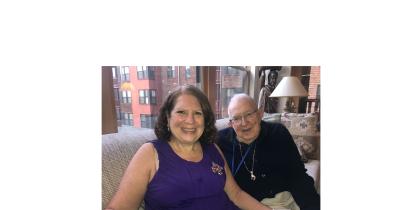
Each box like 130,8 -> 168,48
154,85 -> 217,145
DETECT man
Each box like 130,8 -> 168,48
217,94 -> 320,210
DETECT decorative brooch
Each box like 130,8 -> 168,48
211,162 -> 224,175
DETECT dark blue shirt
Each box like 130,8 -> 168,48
217,121 -> 320,210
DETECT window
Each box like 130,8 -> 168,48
140,114 -> 157,128
120,66 -> 130,81
218,67 -> 249,118
139,90 -> 147,104
121,90 -> 131,103
113,88 -> 120,104
167,66 -> 175,78
139,89 -> 157,104
116,108 -> 121,126
121,112 -> 133,126
223,66 -> 240,75
185,66 -> 191,79
103,66 -> 250,133
104,66 -> 320,134
150,90 -> 157,104
223,88 -> 242,107
196,66 -> 201,82
112,67 -> 117,79
137,66 -> 155,80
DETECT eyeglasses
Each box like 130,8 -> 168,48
229,110 -> 258,126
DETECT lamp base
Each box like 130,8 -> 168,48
283,97 -> 296,113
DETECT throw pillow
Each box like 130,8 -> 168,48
293,135 -> 319,160
280,113 -> 320,161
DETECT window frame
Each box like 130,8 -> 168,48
167,66 -> 176,78
120,66 -> 130,81
137,66 -> 155,80
185,66 -> 191,79
121,90 -> 132,103
102,66 -> 252,134
122,112 -> 133,126
139,89 -> 157,105
140,114 -> 157,128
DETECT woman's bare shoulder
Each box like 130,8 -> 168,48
130,142 -> 156,167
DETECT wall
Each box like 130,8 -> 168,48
102,67 -> 118,134
308,66 -> 320,99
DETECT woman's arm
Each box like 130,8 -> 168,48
214,144 -> 271,210
106,143 -> 157,210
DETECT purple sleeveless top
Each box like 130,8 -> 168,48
144,140 -> 240,210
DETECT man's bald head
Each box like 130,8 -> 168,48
228,93 -> 258,117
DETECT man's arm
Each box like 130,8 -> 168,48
281,128 -> 320,210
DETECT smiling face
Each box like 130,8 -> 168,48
168,94 -> 205,144
228,95 -> 263,144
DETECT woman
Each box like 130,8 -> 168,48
106,85 -> 271,210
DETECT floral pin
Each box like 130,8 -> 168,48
211,161 -> 224,175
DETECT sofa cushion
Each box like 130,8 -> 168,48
263,112 -> 320,161
215,117 -> 230,130
280,113 -> 319,136
281,113 -> 320,161
102,128 -> 156,209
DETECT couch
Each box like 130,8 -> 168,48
102,114 -> 320,210
263,112 -> 320,193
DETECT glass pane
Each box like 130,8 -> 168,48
112,66 -> 203,132
111,66 -> 250,132
217,67 -> 248,119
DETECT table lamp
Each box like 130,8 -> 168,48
270,76 -> 308,112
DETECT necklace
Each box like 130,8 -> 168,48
238,142 -> 257,181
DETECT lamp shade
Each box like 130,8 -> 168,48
270,76 -> 308,97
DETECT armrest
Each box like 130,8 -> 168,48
304,159 -> 320,193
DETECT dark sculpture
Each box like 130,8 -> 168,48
258,66 -> 282,113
